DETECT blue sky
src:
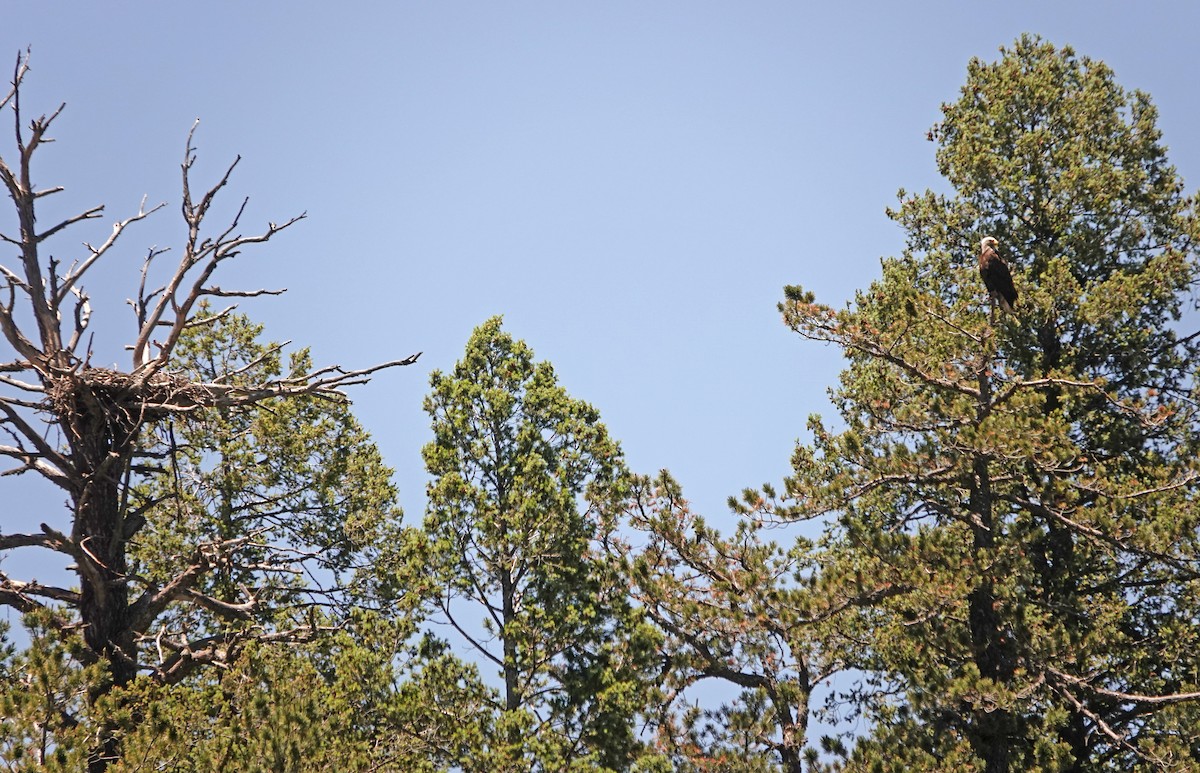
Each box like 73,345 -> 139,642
3,3 -> 1200,553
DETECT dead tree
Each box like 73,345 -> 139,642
0,54 -> 419,770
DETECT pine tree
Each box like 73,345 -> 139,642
623,471 -> 833,773
777,36 -> 1200,771
413,317 -> 658,770
129,308 -> 404,653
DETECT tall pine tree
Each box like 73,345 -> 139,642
778,36 -> 1200,771
413,317 -> 659,771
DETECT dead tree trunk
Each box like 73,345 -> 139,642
64,383 -> 143,667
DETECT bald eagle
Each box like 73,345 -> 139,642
978,236 -> 1017,313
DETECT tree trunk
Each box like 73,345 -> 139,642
1034,320 -> 1088,769
63,384 -> 141,772
777,721 -> 806,773
501,567 -> 520,713
967,454 -> 1014,773
968,367 -> 1017,773
80,473 -> 135,773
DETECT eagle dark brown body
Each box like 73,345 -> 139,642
979,236 -> 1017,313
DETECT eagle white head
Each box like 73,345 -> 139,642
980,236 -> 999,251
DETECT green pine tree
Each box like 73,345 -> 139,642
776,35 -> 1200,772
411,317 -> 659,771
128,308 -> 403,649
623,471 -> 833,773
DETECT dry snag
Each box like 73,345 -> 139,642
0,52 -> 419,770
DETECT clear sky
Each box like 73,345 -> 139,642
3,2 -> 1199,547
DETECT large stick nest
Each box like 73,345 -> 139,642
47,367 -> 217,422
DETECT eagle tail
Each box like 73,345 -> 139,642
990,291 -> 1015,315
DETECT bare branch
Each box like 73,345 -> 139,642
0,273 -> 45,364
0,48 -> 31,115
1048,673 -> 1173,768
0,448 -> 73,488
141,211 -> 305,372
0,575 -> 79,606
128,534 -> 262,633
130,245 -> 169,331
202,286 -> 286,299
37,204 -> 104,244
0,573 -> 47,614
32,184 -> 63,199
0,373 -> 43,391
182,587 -> 259,620
209,339 -> 292,384
130,128 -> 306,372
1048,666 -> 1200,706
64,284 -> 92,355
0,399 -> 73,476
178,304 -> 237,331
56,196 -> 165,305
147,621 -> 335,685
784,302 -> 983,400
0,531 -> 57,550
